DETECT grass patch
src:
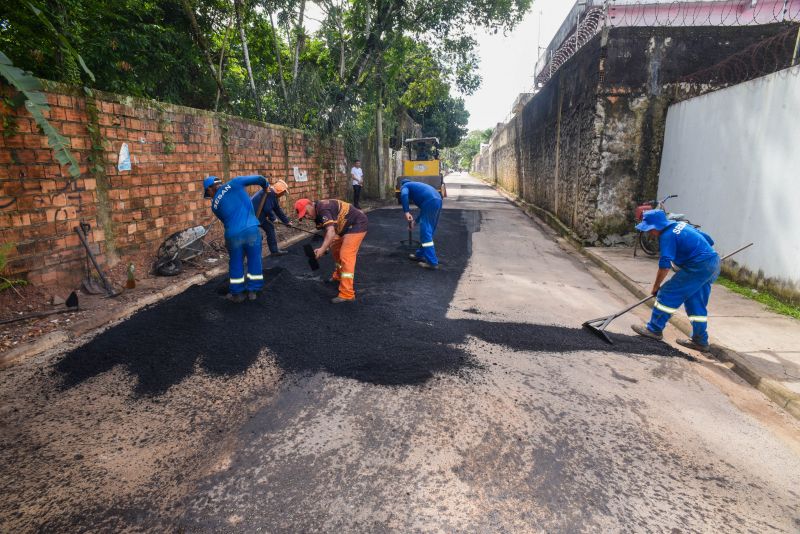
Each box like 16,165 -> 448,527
717,276 -> 800,321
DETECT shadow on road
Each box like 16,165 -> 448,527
55,209 -> 684,397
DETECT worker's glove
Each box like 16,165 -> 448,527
651,285 -> 660,297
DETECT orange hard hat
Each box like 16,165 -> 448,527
295,198 -> 312,218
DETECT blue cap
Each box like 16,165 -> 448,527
400,178 -> 411,186
203,176 -> 221,198
635,209 -> 672,232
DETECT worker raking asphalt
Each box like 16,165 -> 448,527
54,209 -> 683,396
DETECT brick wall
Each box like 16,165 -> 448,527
0,81 -> 348,287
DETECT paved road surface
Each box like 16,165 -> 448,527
1,174 -> 799,532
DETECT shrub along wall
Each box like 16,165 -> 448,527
0,81 -> 349,287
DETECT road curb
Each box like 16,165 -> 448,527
481,177 -> 800,421
0,206 -> 386,369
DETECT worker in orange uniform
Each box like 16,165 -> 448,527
295,198 -> 368,304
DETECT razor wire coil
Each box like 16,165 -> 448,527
534,0 -> 800,87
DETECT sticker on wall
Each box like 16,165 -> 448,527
117,143 -> 132,172
293,166 -> 308,182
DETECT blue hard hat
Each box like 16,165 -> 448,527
203,176 -> 221,198
635,209 -> 672,232
399,178 -> 411,186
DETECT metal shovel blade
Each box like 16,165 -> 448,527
400,227 -> 420,248
303,244 -> 320,271
582,318 -> 614,345
81,278 -> 106,295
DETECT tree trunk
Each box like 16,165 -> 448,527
292,0 -> 306,87
269,10 -> 290,102
181,0 -> 229,104
233,0 -> 262,120
215,17 -> 234,111
376,80 -> 385,200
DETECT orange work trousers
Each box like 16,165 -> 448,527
330,231 -> 367,300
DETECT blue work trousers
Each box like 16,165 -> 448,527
260,221 -> 280,253
647,255 -> 720,345
414,197 -> 442,266
226,226 -> 264,294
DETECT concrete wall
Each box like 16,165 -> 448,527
0,81 -> 348,286
657,64 -> 800,295
475,23 -> 793,245
487,119 -> 521,195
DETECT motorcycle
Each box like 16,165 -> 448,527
634,194 -> 700,257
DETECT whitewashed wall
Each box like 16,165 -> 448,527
657,64 -> 800,285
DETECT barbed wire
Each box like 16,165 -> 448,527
608,0 -> 799,28
534,0 -> 800,87
679,23 -> 799,85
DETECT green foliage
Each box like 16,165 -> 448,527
0,50 -> 81,177
451,128 -> 494,169
0,0 -> 532,153
1,95 -> 22,138
27,1 -> 94,82
410,96 -> 469,148
0,242 -> 28,294
717,276 -> 800,321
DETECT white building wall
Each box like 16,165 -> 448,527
657,64 -> 800,284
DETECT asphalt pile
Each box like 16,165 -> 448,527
55,208 -> 684,396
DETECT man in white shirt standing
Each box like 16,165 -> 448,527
350,160 -> 364,209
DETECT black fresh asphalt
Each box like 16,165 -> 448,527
55,208 -> 685,397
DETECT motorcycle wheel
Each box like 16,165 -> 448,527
156,259 -> 182,276
638,232 -> 659,256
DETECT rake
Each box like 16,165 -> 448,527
582,243 -> 753,344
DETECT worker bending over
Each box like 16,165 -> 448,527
204,174 -> 268,303
399,179 -> 442,269
295,198 -> 368,304
251,179 -> 290,256
631,210 -> 720,352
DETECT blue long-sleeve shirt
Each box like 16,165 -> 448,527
250,189 -> 290,226
658,222 -> 717,269
211,175 -> 267,238
400,181 -> 439,213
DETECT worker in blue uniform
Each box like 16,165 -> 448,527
631,209 -> 720,352
250,179 -> 290,257
399,179 -> 442,269
203,174 -> 268,303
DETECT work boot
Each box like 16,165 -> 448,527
331,296 -> 354,304
631,324 -> 663,341
676,338 -> 711,353
408,253 -> 421,261
325,277 -> 339,284
226,293 -> 246,303
271,249 -> 289,256
418,261 -> 439,270
247,291 -> 259,301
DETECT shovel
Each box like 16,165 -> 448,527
75,223 -> 121,297
582,243 -> 754,344
400,221 -> 420,248
304,244 -> 321,271
268,219 -> 321,238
